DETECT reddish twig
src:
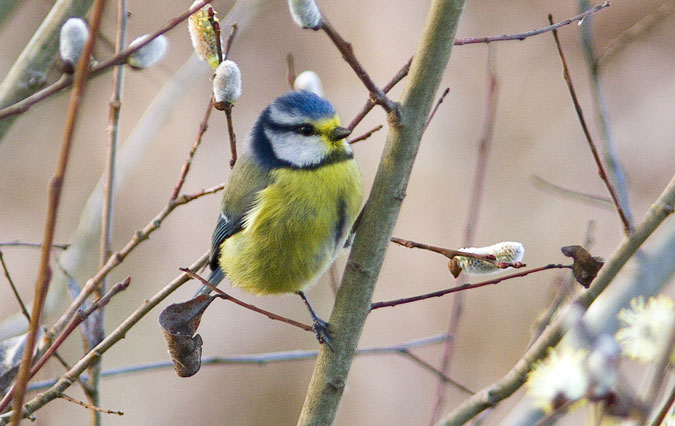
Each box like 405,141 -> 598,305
428,51 -> 499,425
47,183 -> 224,352
423,87 -> 451,133
9,1 -> 107,421
549,14 -> 632,236
319,18 -> 399,117
179,268 -> 313,332
222,22 -> 238,60
208,6 -> 223,64
348,125 -> 383,144
0,250 -> 31,321
391,237 -> 524,270
0,0 -> 215,121
171,98 -> 214,200
224,106 -> 237,168
345,3 -> 609,132
370,264 -> 571,310
453,2 -> 609,46
0,278 -> 130,414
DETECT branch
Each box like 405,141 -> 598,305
171,98 -> 214,200
0,0 -> 215,122
59,394 -> 123,416
549,14 -> 632,236
345,2 -> 610,132
438,174 -> 675,425
297,2 -> 466,424
531,175 -> 613,208
0,250 -> 31,321
348,125 -> 383,145
179,268 -> 313,332
0,277 -> 130,414
9,0 -> 106,421
429,53 -> 498,424
0,241 -> 69,250
371,265 -> 569,310
319,19 -> 398,115
0,254 -> 209,423
26,334 -> 449,390
47,183 -> 224,349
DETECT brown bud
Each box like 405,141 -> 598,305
561,245 -> 604,288
448,258 -> 462,278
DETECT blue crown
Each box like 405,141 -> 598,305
271,90 -> 336,120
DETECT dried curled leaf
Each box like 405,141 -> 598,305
159,295 -> 216,377
561,245 -> 604,288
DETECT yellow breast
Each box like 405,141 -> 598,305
219,159 -> 363,294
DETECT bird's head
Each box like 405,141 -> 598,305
252,90 -> 353,169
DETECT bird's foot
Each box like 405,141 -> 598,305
311,316 -> 333,350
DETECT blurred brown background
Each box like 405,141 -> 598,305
0,0 -> 673,425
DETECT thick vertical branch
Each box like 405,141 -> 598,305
296,1 -> 466,424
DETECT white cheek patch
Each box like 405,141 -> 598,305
268,105 -> 302,126
265,128 -> 328,167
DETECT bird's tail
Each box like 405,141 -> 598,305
193,267 -> 224,297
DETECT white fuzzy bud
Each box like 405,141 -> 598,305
293,71 -> 323,97
127,34 -> 168,70
288,0 -> 322,30
59,18 -> 89,70
454,241 -> 525,275
213,60 -> 242,108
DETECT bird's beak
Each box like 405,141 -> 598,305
329,126 -> 351,141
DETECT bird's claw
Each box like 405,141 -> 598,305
312,317 -> 333,350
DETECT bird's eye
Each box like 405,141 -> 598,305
296,124 -> 315,136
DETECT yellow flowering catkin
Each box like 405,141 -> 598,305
188,1 -> 220,69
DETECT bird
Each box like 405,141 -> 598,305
197,90 -> 364,345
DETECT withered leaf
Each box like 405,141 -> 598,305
561,245 -> 604,288
159,295 -> 216,377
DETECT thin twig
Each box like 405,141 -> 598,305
0,250 -> 31,321
439,175 -> 675,425
26,333 -> 449,391
320,18 -> 399,116
0,241 -> 69,249
399,349 -> 473,395
180,268 -> 313,332
286,53 -> 296,89
222,22 -> 238,60
578,0 -> 634,227
47,183 -> 224,352
171,98 -> 214,200
0,0 -> 215,121
0,278 -> 131,414
208,6 -> 223,64
224,106 -> 237,167
423,87 -> 450,133
370,264 -> 571,310
59,394 -> 123,416
345,3 -> 610,132
531,175 -> 613,208
549,14 -> 632,236
454,2 -> 610,46
348,125 -> 383,144
428,51 -> 498,425
390,237 -> 524,269
597,2 -> 672,67
9,0 -> 107,422
647,383 -> 675,426
0,254 -> 208,422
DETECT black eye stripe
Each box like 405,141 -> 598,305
266,121 -> 317,136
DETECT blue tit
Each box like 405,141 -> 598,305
197,90 -> 363,344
